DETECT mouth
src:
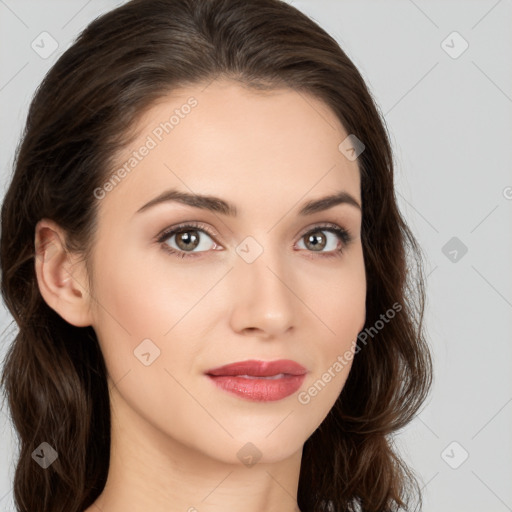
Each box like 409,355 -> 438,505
205,359 -> 307,402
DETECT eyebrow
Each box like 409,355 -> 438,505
135,188 -> 361,216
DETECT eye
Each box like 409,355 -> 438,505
157,222 -> 219,259
296,224 -> 352,258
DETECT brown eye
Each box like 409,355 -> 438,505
303,230 -> 327,252
158,224 -> 218,256
297,226 -> 348,255
174,230 -> 201,251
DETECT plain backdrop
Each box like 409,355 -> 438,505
1,1 -> 511,511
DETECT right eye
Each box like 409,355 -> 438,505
157,222 -> 221,259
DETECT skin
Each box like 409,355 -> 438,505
34,79 -> 366,512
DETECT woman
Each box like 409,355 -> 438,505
0,0 -> 432,511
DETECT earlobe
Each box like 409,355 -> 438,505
34,219 -> 93,327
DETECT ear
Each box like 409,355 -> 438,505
34,219 -> 94,327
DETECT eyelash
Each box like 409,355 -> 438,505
156,221 -> 352,260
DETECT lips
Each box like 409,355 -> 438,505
206,359 -> 307,377
205,359 -> 307,402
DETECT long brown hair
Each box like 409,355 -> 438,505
0,0 -> 432,510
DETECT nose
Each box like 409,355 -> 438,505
228,247 -> 298,339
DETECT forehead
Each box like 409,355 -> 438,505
98,79 -> 361,222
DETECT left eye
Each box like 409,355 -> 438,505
296,228 -> 343,253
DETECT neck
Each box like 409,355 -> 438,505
86,387 -> 303,512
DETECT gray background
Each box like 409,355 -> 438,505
1,1 -> 511,511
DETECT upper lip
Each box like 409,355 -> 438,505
205,359 -> 307,377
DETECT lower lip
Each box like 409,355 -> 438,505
206,374 -> 306,402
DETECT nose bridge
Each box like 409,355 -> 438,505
235,238 -> 292,301
229,236 -> 297,336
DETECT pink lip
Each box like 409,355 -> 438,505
206,359 -> 307,377
205,359 -> 307,402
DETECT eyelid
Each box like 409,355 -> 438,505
155,221 -> 219,243
297,221 -> 351,239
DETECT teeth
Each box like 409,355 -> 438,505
237,373 -> 287,379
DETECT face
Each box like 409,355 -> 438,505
86,79 -> 366,464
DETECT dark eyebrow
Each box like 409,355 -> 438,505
298,191 -> 361,215
135,189 -> 361,216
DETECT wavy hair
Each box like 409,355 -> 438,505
0,0 -> 432,510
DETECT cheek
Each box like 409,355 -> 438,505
88,248 -> 207,427
297,286 -> 364,426
314,246 -> 366,345
92,241 -> 191,332
301,246 -> 365,402
89,244 -> 222,376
